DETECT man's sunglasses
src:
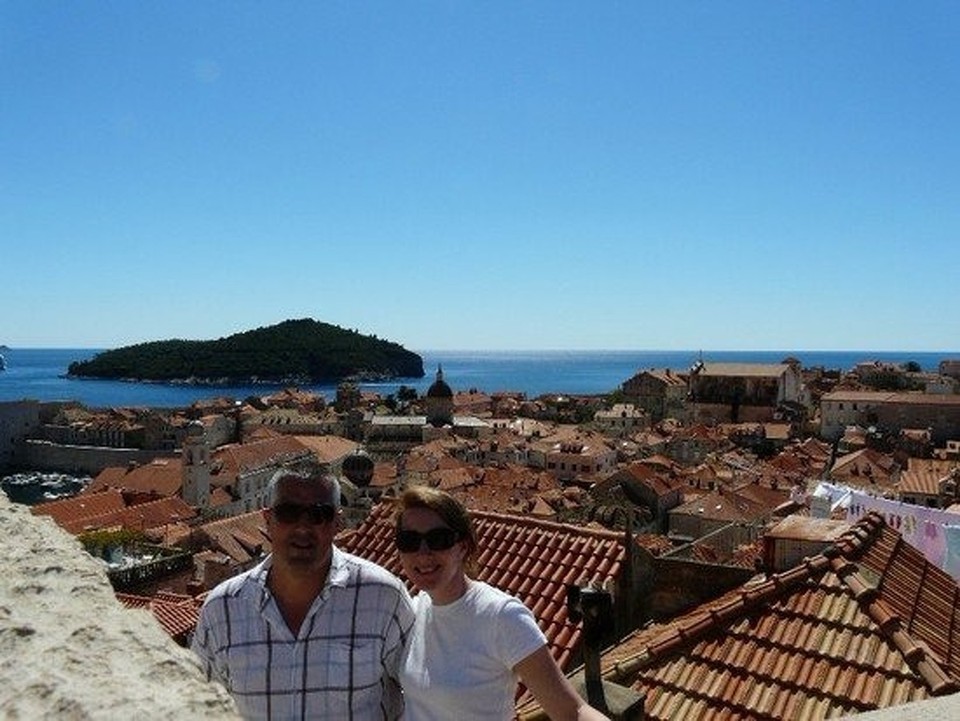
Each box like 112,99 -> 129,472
271,502 -> 337,525
395,527 -> 460,553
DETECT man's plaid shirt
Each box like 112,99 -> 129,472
192,547 -> 415,720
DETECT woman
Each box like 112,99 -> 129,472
395,486 -> 609,721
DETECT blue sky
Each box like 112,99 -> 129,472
2,2 -> 958,351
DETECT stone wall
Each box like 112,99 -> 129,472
17,438 -> 179,474
0,491 -> 238,719
644,556 -> 756,621
0,399 -> 40,469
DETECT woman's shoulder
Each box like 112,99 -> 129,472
466,581 -> 546,655
466,580 -> 531,617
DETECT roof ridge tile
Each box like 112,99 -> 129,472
471,508 -> 623,541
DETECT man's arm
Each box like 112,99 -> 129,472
191,605 -> 228,688
380,584 -> 416,720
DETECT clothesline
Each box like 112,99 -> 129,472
811,480 -> 960,582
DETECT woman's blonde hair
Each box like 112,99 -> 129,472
396,486 -> 478,577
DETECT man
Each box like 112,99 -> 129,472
192,469 -> 415,720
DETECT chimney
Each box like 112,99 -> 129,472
566,584 -> 644,719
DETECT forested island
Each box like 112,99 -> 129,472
67,319 -> 424,385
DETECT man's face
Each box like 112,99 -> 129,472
264,477 -> 339,575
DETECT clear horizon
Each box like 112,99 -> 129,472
3,3 -> 958,351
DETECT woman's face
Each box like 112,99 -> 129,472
397,506 -> 468,605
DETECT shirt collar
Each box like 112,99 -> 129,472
327,546 -> 349,588
254,547 -> 348,611
254,555 -> 273,611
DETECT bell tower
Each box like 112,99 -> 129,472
181,420 -> 211,509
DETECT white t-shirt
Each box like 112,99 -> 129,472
400,579 -> 548,721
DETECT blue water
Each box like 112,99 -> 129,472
0,347 -> 954,408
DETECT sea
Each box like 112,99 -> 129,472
0,346 -> 955,408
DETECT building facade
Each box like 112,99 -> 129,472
820,391 -> 960,445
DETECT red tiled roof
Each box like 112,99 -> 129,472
634,533 -> 676,556
899,468 -> 948,496
244,426 -> 283,441
529,496 -> 556,518
194,511 -> 270,564
732,482 -> 790,511
481,464 -> 557,492
640,454 -> 681,472
433,466 -> 478,492
87,459 -> 183,497
899,459 -> 960,497
214,436 -> 313,481
907,458 -> 960,476
32,488 -> 127,526
523,512 -> 960,720
338,501 -> 627,671
116,591 -> 201,643
830,448 -> 899,489
697,362 -> 789,378
834,448 -> 898,473
31,490 -> 197,535
796,437 -> 833,462
370,462 -> 399,489
292,434 -> 359,463
642,369 -> 688,387
60,496 -> 196,535
670,488 -> 771,524
418,465 -> 563,517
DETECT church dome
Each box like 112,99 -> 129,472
426,365 -> 453,399
342,448 -> 375,487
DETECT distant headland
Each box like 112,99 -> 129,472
66,318 -> 424,386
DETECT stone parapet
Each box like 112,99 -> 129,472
0,491 -> 238,719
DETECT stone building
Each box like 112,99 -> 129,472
0,399 -> 40,469
593,403 -> 647,436
621,368 -> 688,422
687,360 -> 806,424
820,390 -> 960,445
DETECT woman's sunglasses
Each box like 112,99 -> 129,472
395,527 -> 460,553
271,502 -> 336,525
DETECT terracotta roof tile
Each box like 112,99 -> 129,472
291,434 -> 359,463
87,459 -> 184,497
214,435 -> 313,481
32,488 -> 127,527
116,591 -> 201,644
898,462 -> 958,496
31,490 -> 196,535
697,362 -> 790,378
192,510 -> 271,564
520,511 -> 960,720
58,495 -> 196,534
